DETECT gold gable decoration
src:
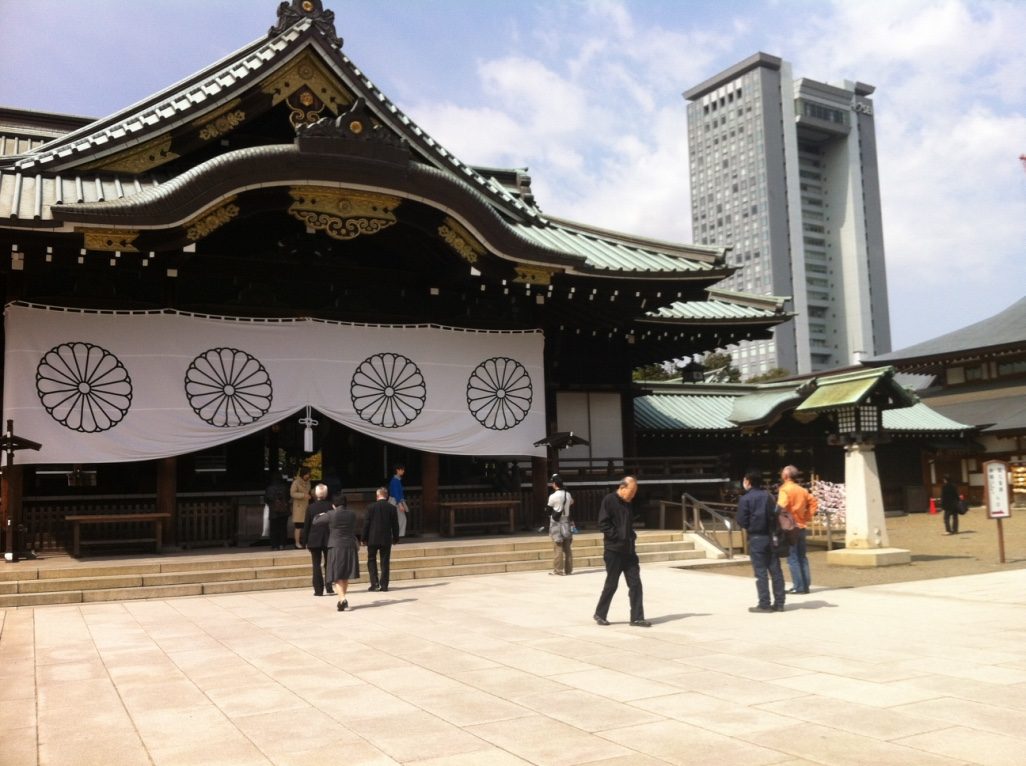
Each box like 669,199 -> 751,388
286,87 -> 327,129
288,187 -> 400,240
260,53 -> 353,118
438,217 -> 485,264
79,229 -> 140,253
185,197 -> 241,241
84,136 -> 177,174
514,266 -> 556,285
194,100 -> 247,142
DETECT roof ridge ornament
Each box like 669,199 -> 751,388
296,98 -> 409,161
270,0 -> 342,49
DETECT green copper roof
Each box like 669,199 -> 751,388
635,366 -> 969,434
634,385 -> 971,434
635,393 -> 737,431
795,367 -> 917,414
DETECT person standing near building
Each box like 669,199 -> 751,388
778,465 -> 816,594
290,466 -> 312,549
363,486 -> 399,592
301,483 -> 332,597
940,475 -> 960,535
593,476 -> 650,627
314,494 -> 361,612
389,464 -> 409,538
547,474 -> 574,576
264,472 -> 291,551
736,470 -> 785,612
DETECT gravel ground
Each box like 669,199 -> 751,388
695,507 -> 1026,588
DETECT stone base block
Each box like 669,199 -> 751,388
827,547 -> 912,567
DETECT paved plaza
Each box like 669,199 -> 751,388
3,555 -> 1026,766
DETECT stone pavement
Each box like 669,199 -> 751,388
2,558 -> 1026,765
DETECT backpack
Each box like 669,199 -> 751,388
775,507 -> 800,544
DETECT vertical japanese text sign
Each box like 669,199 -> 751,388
984,460 -> 1010,519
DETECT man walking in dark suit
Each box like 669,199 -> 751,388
301,483 -> 332,596
593,476 -> 650,627
363,486 -> 399,592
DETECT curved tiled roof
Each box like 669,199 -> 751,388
869,296 -> 1026,364
634,382 -> 970,434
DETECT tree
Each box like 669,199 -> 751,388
703,352 -> 741,383
632,363 -> 676,381
746,367 -> 792,383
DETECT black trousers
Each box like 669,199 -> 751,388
269,514 -> 290,550
944,508 -> 959,534
309,547 -> 328,595
367,544 -> 393,588
594,549 -> 644,622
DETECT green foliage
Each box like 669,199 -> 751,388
703,352 -> 741,382
745,367 -> 792,383
703,352 -> 733,370
632,363 -> 676,381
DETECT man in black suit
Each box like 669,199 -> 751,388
301,483 -> 332,596
363,486 -> 399,592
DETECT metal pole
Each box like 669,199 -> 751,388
4,419 -> 16,563
997,517 -> 1006,564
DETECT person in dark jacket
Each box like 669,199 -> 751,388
263,473 -> 291,551
940,475 -> 960,535
593,476 -> 650,627
314,498 -> 360,611
362,486 -> 399,592
736,470 -> 785,613
301,483 -> 332,596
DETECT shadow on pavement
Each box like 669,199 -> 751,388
648,612 -> 711,624
783,600 -> 837,610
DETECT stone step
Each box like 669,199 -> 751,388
0,532 -> 703,607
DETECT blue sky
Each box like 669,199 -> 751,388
2,0 -> 1024,352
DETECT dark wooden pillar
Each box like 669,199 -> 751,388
156,456 -> 177,548
421,451 -> 438,534
532,455 -> 549,529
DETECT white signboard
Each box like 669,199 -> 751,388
984,460 -> 1011,519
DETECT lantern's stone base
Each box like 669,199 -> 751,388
827,547 -> 912,567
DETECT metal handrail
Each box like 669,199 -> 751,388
677,492 -> 744,559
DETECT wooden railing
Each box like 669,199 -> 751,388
21,492 -> 260,552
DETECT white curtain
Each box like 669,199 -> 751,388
3,304 -> 546,464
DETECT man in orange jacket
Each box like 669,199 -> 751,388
778,465 -> 817,594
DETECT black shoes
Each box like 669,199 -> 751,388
593,614 -> 610,626
773,604 -> 785,612
337,599 -> 348,612
368,584 -> 380,591
787,588 -> 810,594
630,619 -> 652,628
380,586 -> 389,592
749,605 -> 774,613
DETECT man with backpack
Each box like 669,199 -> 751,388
778,465 -> 817,594
736,470 -> 785,613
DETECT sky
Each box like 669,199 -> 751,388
1,0 -> 1024,352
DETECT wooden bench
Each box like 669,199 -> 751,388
439,500 -> 520,536
64,512 -> 171,556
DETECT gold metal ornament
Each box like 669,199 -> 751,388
438,217 -> 485,264
84,136 -> 177,173
184,197 -> 241,241
79,229 -> 141,253
288,186 -> 400,240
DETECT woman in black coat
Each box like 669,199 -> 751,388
313,495 -> 361,611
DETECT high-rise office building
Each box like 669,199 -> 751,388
684,53 -> 891,377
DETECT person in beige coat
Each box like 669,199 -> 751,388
290,466 -> 312,549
